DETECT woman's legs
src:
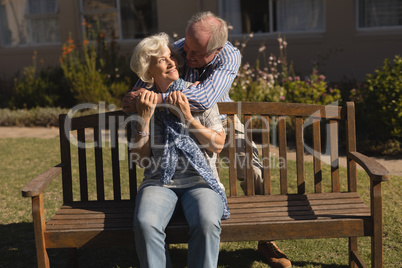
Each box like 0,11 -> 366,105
133,185 -> 178,268
180,185 -> 224,268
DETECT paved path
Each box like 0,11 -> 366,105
1,126 -> 401,177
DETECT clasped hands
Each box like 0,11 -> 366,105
132,89 -> 193,123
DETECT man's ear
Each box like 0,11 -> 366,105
215,47 -> 223,55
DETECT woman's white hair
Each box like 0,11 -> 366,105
130,32 -> 171,85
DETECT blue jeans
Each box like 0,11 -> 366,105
133,184 -> 224,268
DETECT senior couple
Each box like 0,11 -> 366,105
125,11 -> 292,268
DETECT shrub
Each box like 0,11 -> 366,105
283,69 -> 341,105
351,55 -> 402,140
61,34 -> 112,104
231,60 -> 285,102
9,52 -> 74,109
60,21 -> 131,106
0,107 -> 96,127
0,107 -> 67,127
230,35 -> 341,106
230,35 -> 342,147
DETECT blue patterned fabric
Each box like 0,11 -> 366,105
152,79 -> 230,220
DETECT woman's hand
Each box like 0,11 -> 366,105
166,91 -> 193,122
136,90 -> 157,123
131,90 -> 155,166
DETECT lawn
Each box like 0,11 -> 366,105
0,137 -> 401,267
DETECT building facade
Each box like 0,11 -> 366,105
1,0 -> 401,84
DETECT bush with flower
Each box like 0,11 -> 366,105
230,35 -> 341,105
60,20 -> 131,105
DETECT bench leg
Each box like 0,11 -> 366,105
348,237 -> 358,268
32,194 -> 50,268
371,180 -> 383,268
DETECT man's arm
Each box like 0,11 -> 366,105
122,87 -> 162,113
167,91 -> 225,154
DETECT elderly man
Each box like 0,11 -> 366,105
122,11 -> 291,268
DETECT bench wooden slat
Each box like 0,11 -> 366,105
94,128 -> 105,201
330,120 -> 340,192
126,126 -> 137,200
295,117 -> 305,194
59,114 -> 73,203
217,102 -> 342,119
278,116 -> 288,194
110,119 -> 122,201
313,118 -> 322,193
244,115 -> 254,196
227,114 -> 238,197
77,129 -> 88,202
44,217 -> 368,248
45,193 -> 369,230
346,102 -> 358,192
261,116 -> 271,195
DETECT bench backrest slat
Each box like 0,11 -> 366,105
313,118 -> 322,193
77,129 -> 88,201
346,102 -> 358,192
295,116 -> 305,194
125,125 -> 137,201
330,119 -> 340,192
110,118 -> 122,201
278,116 -> 288,195
244,114 -> 255,196
227,114 -> 238,197
59,114 -> 73,203
261,115 -> 271,195
94,127 -> 105,201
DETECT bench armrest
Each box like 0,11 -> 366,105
347,151 -> 390,182
21,163 -> 63,197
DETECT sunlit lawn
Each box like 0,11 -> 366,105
0,137 -> 401,267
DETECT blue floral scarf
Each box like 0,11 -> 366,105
152,79 -> 230,220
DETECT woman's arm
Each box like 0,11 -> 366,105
187,119 -> 225,154
131,91 -> 157,166
166,91 -> 225,153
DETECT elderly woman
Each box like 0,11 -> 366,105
130,32 -> 229,268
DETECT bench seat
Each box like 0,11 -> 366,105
45,192 -> 370,248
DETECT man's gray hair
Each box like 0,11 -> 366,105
186,11 -> 228,54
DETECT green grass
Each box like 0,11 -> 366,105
0,138 -> 401,267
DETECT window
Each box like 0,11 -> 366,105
0,0 -> 60,46
357,0 -> 402,29
80,0 -> 157,40
220,0 -> 325,34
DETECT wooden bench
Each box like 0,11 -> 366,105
22,101 -> 390,268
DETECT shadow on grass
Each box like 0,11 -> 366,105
0,222 -> 38,268
291,262 -> 348,268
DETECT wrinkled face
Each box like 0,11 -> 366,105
184,24 -> 219,69
148,47 -> 179,90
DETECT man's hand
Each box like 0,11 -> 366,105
122,87 -> 146,113
166,91 -> 193,123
